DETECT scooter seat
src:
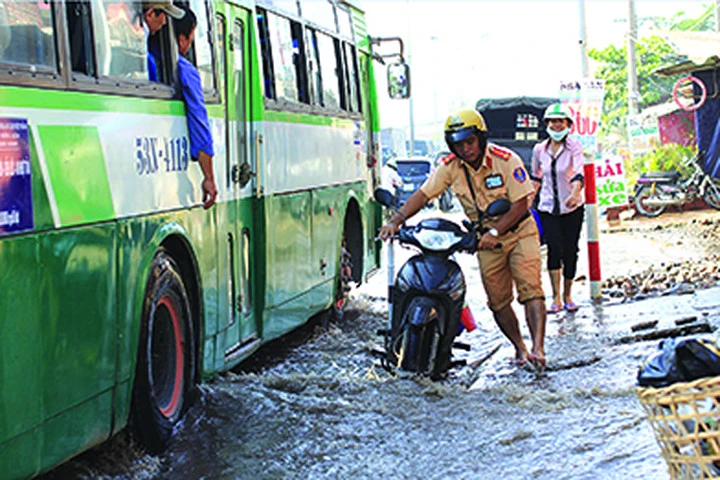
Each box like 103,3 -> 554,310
637,171 -> 680,183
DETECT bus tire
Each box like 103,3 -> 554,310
131,250 -> 195,454
333,238 -> 353,321
333,208 -> 362,321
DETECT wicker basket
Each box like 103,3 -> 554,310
638,376 -> 720,479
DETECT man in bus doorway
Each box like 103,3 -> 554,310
173,6 -> 218,209
378,109 -> 547,371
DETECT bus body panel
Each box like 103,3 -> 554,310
0,0 -> 391,475
0,225 -> 117,479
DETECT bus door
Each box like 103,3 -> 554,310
221,7 -> 258,363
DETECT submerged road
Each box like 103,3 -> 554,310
40,208 -> 720,480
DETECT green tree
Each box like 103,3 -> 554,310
626,143 -> 697,185
588,36 -> 685,136
588,5 -> 713,138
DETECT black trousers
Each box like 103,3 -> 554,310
538,206 -> 585,280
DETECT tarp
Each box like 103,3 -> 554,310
655,32 -> 720,179
691,69 -> 720,178
474,96 -> 558,169
475,96 -> 558,141
476,96 -> 558,112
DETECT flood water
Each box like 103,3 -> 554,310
40,209 -> 720,480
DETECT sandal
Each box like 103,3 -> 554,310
564,301 -> 579,312
549,303 -> 562,314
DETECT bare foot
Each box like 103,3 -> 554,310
510,349 -> 529,366
528,352 -> 546,372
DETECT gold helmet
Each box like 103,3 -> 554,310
444,109 -> 488,154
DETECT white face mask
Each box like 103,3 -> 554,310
547,127 -> 570,142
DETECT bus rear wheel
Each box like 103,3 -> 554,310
333,238 -> 353,321
131,251 -> 195,453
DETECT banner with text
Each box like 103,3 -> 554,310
0,118 -> 33,235
558,79 -> 606,153
627,115 -> 660,155
595,154 -> 628,211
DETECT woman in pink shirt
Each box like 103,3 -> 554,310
531,104 -> 585,314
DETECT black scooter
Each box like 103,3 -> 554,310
374,188 -> 510,379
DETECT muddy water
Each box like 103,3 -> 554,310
40,210 -> 720,480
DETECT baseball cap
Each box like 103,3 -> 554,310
145,1 -> 185,19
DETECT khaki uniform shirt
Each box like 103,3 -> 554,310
420,143 -> 542,310
420,143 -> 534,222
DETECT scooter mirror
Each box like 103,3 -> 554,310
485,198 -> 511,217
374,188 -> 395,207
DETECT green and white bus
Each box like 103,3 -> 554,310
0,0 -> 409,477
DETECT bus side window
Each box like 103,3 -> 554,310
343,42 -> 360,113
305,28 -> 321,106
266,11 -> 299,104
0,1 -> 56,69
256,8 -> 275,100
299,0 -> 334,30
315,30 -> 339,110
99,2 -> 148,79
187,0 -> 217,98
290,21 -> 308,104
66,1 -> 96,77
213,13 -> 225,103
333,37 -> 347,110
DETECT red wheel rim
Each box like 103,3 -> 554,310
156,296 -> 184,418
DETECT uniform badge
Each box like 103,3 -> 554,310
513,167 -> 527,183
485,174 -> 504,189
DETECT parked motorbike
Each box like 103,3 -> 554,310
374,187 -> 510,379
634,153 -> 720,217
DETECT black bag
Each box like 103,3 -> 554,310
638,336 -> 720,387
676,337 -> 720,381
637,338 -> 682,387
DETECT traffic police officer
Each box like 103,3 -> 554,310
378,109 -> 547,370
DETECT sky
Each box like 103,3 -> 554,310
361,0 -> 711,139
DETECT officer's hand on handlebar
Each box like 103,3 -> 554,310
378,221 -> 401,241
477,231 -> 501,251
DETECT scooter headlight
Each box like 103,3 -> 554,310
412,229 -> 461,251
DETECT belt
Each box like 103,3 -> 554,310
507,211 -> 531,233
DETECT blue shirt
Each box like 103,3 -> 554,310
177,55 -> 214,158
147,53 -> 158,82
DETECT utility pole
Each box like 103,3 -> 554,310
715,0 -> 720,31
579,0 -> 588,77
406,0 -> 415,157
627,0 -> 640,115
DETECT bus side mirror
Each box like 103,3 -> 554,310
387,62 -> 410,99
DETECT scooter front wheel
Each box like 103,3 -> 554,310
634,184 -> 667,217
399,321 -> 441,376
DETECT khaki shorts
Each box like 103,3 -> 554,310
476,217 -> 544,311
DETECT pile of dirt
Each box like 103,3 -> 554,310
602,216 -> 720,299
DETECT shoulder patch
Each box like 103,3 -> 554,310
489,144 -> 512,161
441,153 -> 457,165
513,167 -> 527,183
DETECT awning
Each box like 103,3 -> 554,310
655,31 -> 720,76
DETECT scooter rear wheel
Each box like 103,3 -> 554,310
634,185 -> 667,217
703,179 -> 720,210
